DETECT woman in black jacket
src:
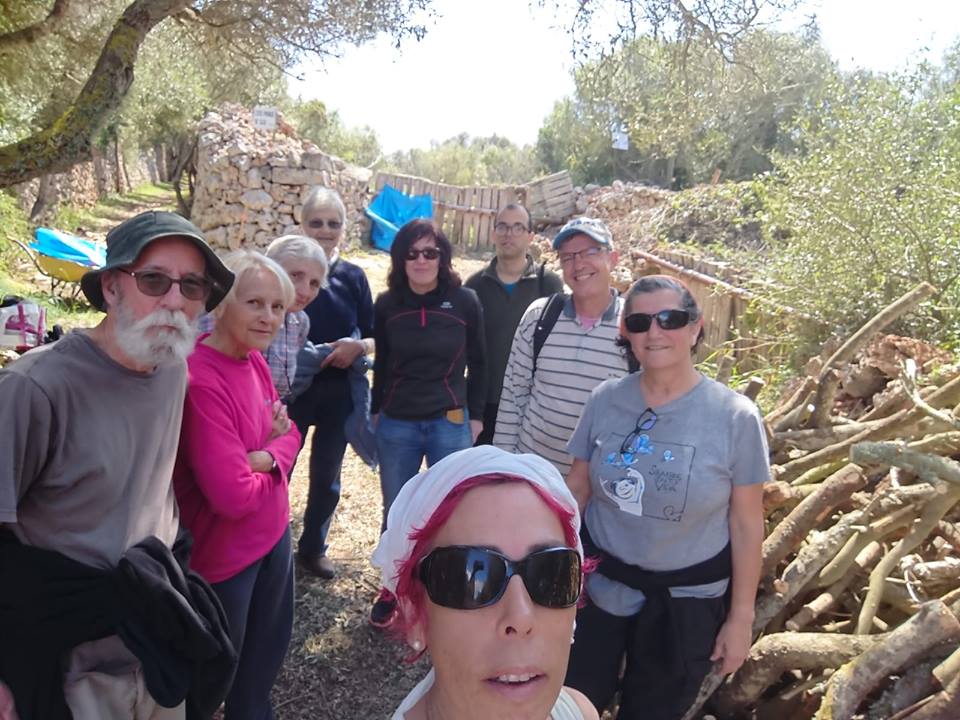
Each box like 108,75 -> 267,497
369,218 -> 486,626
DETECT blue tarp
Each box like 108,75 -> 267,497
32,227 -> 106,268
365,184 -> 433,251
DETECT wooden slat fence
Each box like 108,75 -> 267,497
373,172 -> 526,251
373,170 -> 579,251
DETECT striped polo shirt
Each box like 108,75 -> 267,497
493,291 -> 628,476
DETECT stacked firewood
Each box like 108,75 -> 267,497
685,282 -> 960,720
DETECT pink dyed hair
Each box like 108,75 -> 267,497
391,472 -> 591,660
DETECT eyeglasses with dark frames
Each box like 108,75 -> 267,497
405,247 -> 441,261
494,222 -> 529,236
619,407 -> 658,462
119,269 -> 213,301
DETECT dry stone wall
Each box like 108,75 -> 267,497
13,145 -> 166,222
191,104 -> 372,251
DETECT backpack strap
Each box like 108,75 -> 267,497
532,293 -> 567,375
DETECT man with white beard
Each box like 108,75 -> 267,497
0,211 -> 234,720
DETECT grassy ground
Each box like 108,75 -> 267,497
1,183 -> 178,331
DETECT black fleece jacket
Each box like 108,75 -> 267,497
371,281 -> 486,420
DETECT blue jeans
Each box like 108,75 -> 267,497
376,412 -> 472,529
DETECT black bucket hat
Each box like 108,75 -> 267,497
81,211 -> 234,312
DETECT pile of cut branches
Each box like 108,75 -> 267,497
687,282 -> 960,720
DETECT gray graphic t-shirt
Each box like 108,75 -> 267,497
567,373 -> 769,616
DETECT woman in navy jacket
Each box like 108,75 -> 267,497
368,218 -> 486,626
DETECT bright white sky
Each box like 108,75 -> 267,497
289,0 -> 960,153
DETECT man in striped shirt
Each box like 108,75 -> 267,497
494,217 -> 629,476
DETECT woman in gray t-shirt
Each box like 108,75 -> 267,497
563,275 -> 769,720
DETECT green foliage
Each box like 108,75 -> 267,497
759,69 -> 960,345
384,134 -> 543,185
286,99 -> 381,166
538,29 -> 838,187
0,189 -> 31,268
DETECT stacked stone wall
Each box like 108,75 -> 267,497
191,104 -> 372,250
12,145 -> 164,221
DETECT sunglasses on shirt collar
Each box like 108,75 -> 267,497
624,309 -> 693,333
418,545 -> 582,610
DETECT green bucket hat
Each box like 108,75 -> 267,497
81,211 -> 234,312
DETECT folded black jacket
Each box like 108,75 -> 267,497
0,528 -> 236,720
371,281 -> 487,419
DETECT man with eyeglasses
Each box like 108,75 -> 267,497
465,204 -> 562,445
494,217 -> 628,476
0,211 -> 235,719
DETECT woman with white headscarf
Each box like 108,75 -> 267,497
372,445 -> 599,720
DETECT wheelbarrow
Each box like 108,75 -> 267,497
11,227 -> 107,300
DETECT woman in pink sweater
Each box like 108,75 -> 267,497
174,250 -> 301,720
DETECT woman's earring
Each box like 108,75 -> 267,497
412,640 -> 423,652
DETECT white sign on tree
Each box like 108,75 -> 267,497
252,106 -> 278,131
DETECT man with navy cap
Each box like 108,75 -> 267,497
494,217 -> 629,476
0,211 -> 233,719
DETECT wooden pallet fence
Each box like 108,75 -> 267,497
525,171 -> 577,225
373,172 -> 526,251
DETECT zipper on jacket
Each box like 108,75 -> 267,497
420,305 -> 426,327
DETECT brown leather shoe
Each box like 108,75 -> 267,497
298,553 -> 336,580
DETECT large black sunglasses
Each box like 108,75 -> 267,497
418,545 -> 582,610
405,247 -> 441,261
624,309 -> 692,333
120,270 -> 213,301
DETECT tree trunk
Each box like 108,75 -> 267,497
0,0 -> 190,188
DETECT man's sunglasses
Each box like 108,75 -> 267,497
120,270 -> 213,301
624,309 -> 692,333
405,247 -> 441,261
418,545 -> 582,610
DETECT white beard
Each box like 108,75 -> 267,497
113,301 -> 199,368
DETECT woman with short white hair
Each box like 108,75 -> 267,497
289,186 -> 376,580
174,250 -> 302,720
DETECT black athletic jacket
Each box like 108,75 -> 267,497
371,281 -> 486,420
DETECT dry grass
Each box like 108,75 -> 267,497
272,249 -> 489,718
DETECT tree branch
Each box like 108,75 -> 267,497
0,0 -> 71,53
0,0 -> 190,188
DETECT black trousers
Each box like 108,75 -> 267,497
289,371 -> 353,559
565,594 -> 726,720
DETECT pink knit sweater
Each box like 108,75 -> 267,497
174,339 -> 301,583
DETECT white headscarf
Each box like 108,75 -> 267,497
371,446 -> 583,594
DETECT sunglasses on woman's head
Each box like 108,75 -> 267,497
405,247 -> 441,261
624,309 -> 692,333
418,545 -> 582,610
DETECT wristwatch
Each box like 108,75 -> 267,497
267,453 -> 278,473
